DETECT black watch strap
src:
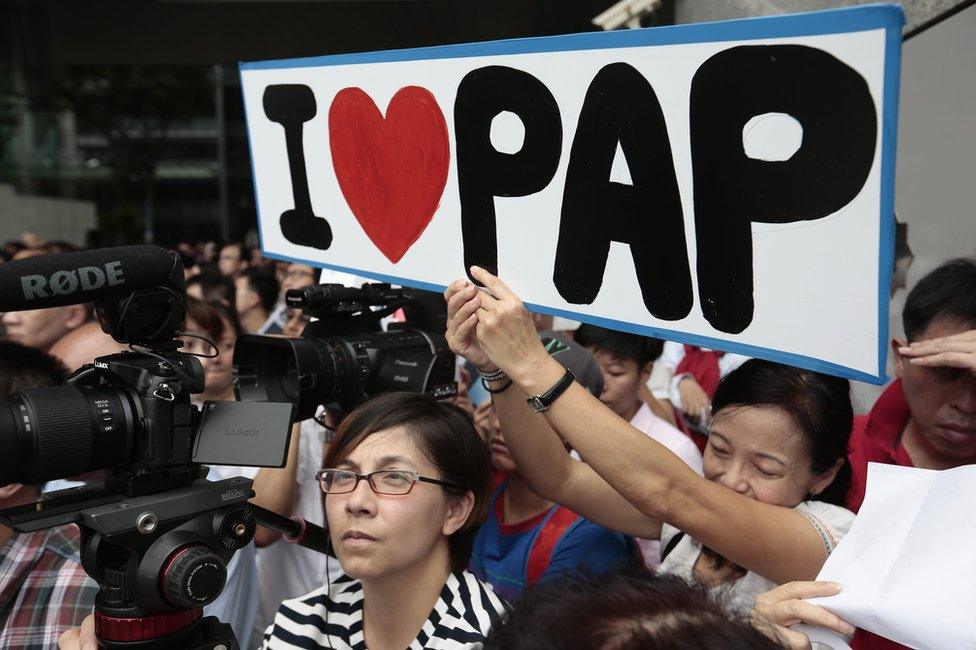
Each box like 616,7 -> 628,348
526,369 -> 575,413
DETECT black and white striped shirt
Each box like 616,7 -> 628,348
262,571 -> 508,649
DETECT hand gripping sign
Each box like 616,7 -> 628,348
240,4 -> 905,383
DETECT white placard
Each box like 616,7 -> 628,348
240,4 -> 905,382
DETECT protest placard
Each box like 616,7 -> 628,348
240,4 -> 905,382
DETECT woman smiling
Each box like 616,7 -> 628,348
444,268 -> 855,615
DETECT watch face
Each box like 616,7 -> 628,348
527,397 -> 547,413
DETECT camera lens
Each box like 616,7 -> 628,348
235,334 -> 343,422
0,385 -> 136,485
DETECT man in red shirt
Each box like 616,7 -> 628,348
846,257 -> 976,649
848,258 -> 976,510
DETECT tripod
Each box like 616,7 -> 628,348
1,477 -> 329,650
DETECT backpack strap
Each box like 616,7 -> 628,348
660,531 -> 686,562
525,506 -> 582,586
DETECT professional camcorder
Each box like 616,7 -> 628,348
236,280 -> 458,421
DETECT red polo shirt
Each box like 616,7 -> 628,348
846,379 -> 914,650
847,379 -> 915,513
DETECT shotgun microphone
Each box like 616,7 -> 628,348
0,246 -> 182,313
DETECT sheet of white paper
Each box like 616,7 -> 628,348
808,462 -> 976,650
794,624 -> 853,650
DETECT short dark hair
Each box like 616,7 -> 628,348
903,257 -> 976,341
184,297 -> 243,340
45,241 -> 79,255
186,272 -> 236,306
323,392 -> 492,573
1,240 -> 27,262
219,241 -> 247,259
712,360 -> 853,506
484,567 -> 783,650
240,268 -> 279,313
0,341 -> 69,393
573,324 -> 664,367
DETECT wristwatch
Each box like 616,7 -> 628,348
526,369 -> 575,413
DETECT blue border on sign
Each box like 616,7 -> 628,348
239,3 -> 906,385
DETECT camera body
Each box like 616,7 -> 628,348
236,282 -> 458,421
0,347 -> 262,500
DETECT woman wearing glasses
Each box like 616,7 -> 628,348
444,268 -> 855,621
261,391 -> 506,649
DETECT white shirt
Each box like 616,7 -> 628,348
658,500 -> 855,614
202,464 -> 260,650
657,341 -> 750,408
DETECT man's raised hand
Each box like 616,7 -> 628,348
899,329 -> 976,377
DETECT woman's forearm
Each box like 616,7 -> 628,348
491,376 -> 664,539
507,354 -> 698,523
490,381 -> 575,498
505,358 -> 831,583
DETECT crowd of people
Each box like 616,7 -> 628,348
0,233 -> 974,649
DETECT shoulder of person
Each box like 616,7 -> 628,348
796,500 -> 856,548
445,571 -> 510,628
279,573 -> 361,612
263,574 -> 362,649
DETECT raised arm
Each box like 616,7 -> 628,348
445,281 -> 661,539
250,421 -> 303,547
457,267 -> 836,584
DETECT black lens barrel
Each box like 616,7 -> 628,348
0,385 -> 135,486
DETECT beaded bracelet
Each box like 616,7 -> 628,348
481,376 -> 513,394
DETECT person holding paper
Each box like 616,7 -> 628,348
444,268 -> 855,616
844,257 -> 976,650
750,581 -> 856,648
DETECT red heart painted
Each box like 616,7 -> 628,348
329,86 -> 450,263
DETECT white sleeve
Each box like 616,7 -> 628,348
795,501 -> 855,554
659,341 -> 685,373
659,523 -> 682,550
647,360 -> 673,399
718,353 -> 751,377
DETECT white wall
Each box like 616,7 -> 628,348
895,2 -> 976,284
0,183 -> 96,247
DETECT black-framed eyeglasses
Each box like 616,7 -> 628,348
316,469 -> 467,496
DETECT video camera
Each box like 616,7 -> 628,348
235,279 -> 458,421
0,246 -> 458,649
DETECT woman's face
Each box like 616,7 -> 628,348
325,427 -> 471,581
702,405 -> 833,507
182,317 -> 236,400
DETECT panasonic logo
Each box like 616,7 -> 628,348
393,359 -> 419,368
21,262 -> 125,300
